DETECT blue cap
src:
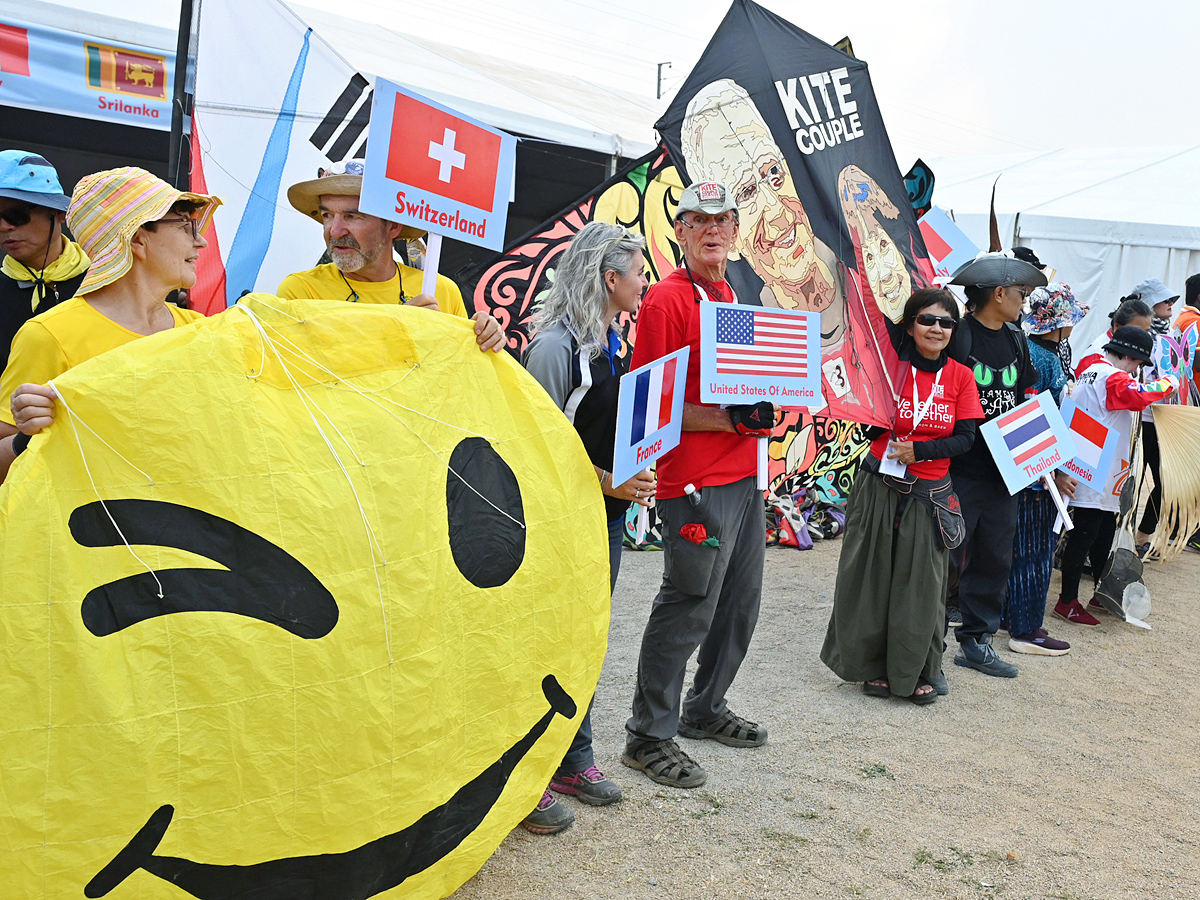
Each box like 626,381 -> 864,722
0,150 -> 70,211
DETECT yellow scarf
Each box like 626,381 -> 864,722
1,239 -> 91,311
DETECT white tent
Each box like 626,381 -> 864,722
930,147 -> 1200,354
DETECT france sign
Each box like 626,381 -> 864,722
613,347 -> 689,485
361,78 -> 516,251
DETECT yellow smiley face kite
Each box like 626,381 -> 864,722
0,296 -> 610,899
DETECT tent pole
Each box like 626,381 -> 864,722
168,0 -> 198,190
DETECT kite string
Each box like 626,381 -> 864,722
49,381 -> 164,599
239,305 -> 524,530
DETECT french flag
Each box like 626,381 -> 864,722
1067,406 -> 1107,471
997,401 -> 1057,465
630,356 -> 678,443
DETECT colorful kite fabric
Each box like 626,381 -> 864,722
0,296 -> 609,899
468,149 -> 869,545
655,0 -> 936,430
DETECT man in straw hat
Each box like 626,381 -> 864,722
622,181 -> 779,792
0,150 -> 91,367
0,167 -> 219,481
943,251 -> 1047,679
279,159 -> 504,352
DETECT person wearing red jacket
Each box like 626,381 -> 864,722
622,181 -> 779,791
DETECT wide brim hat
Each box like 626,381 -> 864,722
1130,278 -> 1178,307
950,251 -> 1049,289
0,150 -> 71,211
1023,282 -> 1090,335
67,167 -> 221,296
1103,325 -> 1154,363
286,169 -> 425,241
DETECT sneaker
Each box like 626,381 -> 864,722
1187,533 -> 1200,552
550,764 -> 623,806
521,789 -> 574,835
1053,597 -> 1100,627
1136,542 -> 1161,562
953,635 -> 1019,678
1087,597 -> 1108,614
946,600 -> 963,625
678,709 -> 767,748
1008,628 -> 1071,656
621,738 -> 707,789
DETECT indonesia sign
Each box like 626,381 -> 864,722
361,78 -> 516,251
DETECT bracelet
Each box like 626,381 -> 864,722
11,432 -> 31,456
599,469 -> 609,489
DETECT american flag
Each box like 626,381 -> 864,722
715,306 -> 809,378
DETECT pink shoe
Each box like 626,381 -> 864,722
1053,597 -> 1100,627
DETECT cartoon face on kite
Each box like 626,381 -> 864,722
0,297 -> 610,900
681,78 -> 845,345
838,164 -> 913,322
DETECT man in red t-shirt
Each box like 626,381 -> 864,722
622,182 -> 780,790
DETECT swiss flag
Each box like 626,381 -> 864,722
0,24 -> 30,76
385,92 -> 501,212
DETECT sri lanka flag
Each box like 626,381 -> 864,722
631,355 -> 678,443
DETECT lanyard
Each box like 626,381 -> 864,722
901,365 -> 943,439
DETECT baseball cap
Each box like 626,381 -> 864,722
674,181 -> 737,222
1103,325 -> 1154,364
0,150 -> 71,211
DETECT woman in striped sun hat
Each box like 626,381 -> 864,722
0,167 -> 221,481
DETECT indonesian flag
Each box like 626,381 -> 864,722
1067,406 -> 1107,472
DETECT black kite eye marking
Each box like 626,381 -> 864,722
84,675 -> 577,900
69,499 -> 338,639
445,437 -> 525,588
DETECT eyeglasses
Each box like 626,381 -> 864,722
915,314 -> 957,329
155,216 -> 202,240
0,204 -> 35,227
679,213 -> 737,231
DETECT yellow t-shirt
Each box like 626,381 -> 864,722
276,262 -> 468,318
0,297 -> 204,425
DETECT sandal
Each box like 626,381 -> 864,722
678,709 -> 767,748
621,738 -> 707,789
908,677 -> 937,706
862,678 -> 890,698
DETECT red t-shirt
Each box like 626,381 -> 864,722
870,359 -> 983,480
631,267 -> 756,499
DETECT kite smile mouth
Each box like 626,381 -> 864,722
84,675 -> 577,900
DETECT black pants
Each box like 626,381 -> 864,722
1060,506 -> 1117,602
1137,420 -> 1161,535
950,475 -> 1017,643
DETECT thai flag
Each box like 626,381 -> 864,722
1066,406 -> 1107,471
630,356 -> 678,443
996,402 -> 1057,465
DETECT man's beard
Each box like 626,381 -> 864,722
328,236 -> 382,274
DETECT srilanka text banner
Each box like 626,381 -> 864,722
699,304 -> 822,406
613,347 -> 689,485
1057,398 -> 1120,491
980,392 -> 1078,495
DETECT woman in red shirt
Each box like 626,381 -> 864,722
821,288 -> 983,704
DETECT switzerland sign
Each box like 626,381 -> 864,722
361,79 -> 516,251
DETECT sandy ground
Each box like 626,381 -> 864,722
453,538 -> 1200,900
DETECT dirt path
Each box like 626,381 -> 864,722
453,540 -> 1200,900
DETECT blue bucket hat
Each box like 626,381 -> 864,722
0,150 -> 71,212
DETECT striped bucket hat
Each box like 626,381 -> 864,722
67,167 -> 221,296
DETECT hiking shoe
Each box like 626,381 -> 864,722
678,709 -> 767,748
621,738 -> 707,789
550,764 -> 623,806
1053,597 -> 1100,627
953,636 -> 1018,678
522,789 -> 574,835
1009,628 -> 1071,656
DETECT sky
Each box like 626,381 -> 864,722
35,0 -> 1200,167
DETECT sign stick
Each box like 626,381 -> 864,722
1043,472 -> 1074,533
420,233 -> 443,298
635,503 -> 649,545
757,437 -> 768,491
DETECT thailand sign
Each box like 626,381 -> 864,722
1057,397 -> 1121,490
0,17 -> 172,130
699,302 -> 822,406
980,391 -> 1078,494
361,78 -> 516,251
613,347 -> 689,484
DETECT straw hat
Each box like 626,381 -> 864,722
67,167 -> 221,296
286,158 -> 425,240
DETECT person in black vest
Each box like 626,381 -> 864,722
945,252 -> 1047,678
521,221 -> 655,833
0,150 -> 89,367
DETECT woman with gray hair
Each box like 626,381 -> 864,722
520,220 -> 655,834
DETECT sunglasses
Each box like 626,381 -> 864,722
0,205 -> 36,227
155,216 -> 202,240
915,313 -> 956,329
1008,286 -> 1032,300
